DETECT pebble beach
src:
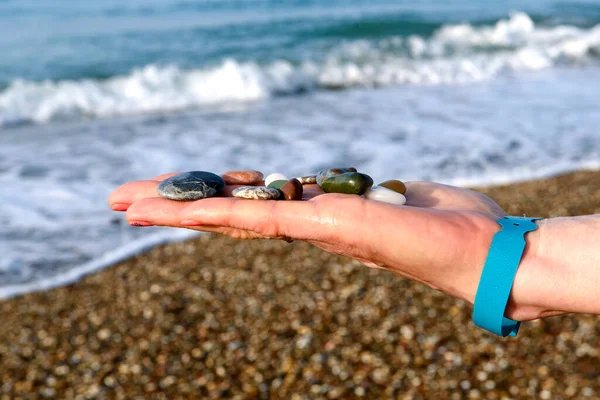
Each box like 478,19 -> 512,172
1,171 -> 600,399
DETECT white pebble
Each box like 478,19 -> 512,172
264,173 -> 288,187
364,186 -> 407,205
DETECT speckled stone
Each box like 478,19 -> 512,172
321,172 -> 373,195
232,186 -> 280,200
157,171 -> 225,201
296,175 -> 317,185
280,178 -> 303,200
316,168 -> 357,187
265,173 -> 288,187
221,170 -> 264,185
365,186 -> 407,205
378,179 -> 407,195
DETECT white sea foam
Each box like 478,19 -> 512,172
1,12 -> 600,126
0,230 -> 201,299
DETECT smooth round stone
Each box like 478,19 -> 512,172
266,180 -> 288,190
296,175 -> 317,185
321,172 -> 373,195
316,167 -> 357,187
365,186 -> 407,205
232,186 -> 280,200
221,170 -> 263,185
378,179 -> 407,195
265,173 -> 288,187
280,178 -> 303,200
157,171 -> 225,201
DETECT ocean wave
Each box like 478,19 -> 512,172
0,230 -> 201,300
1,12 -> 599,126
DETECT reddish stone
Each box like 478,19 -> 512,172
221,170 -> 264,185
280,178 -> 303,200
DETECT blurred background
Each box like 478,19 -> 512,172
2,0 -> 600,297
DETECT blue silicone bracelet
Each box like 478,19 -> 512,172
472,216 -> 541,337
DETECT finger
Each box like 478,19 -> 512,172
109,180 -> 160,211
183,197 -> 313,239
123,190 -> 348,243
181,194 -> 376,241
126,197 -> 188,225
126,197 -> 289,240
109,172 -> 180,211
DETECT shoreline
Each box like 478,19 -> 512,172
1,170 -> 600,398
3,167 -> 600,302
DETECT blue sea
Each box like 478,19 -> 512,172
1,0 -> 600,297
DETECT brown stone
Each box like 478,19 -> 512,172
280,178 -> 303,200
221,170 -> 264,185
378,179 -> 407,195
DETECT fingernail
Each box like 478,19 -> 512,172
181,220 -> 200,226
129,221 -> 152,227
111,203 -> 129,211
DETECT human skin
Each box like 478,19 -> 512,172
108,172 -> 600,323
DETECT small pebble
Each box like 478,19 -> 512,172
378,179 -> 407,195
157,171 -> 225,201
280,179 -> 303,200
316,168 -> 357,187
221,170 -> 263,185
265,173 -> 288,187
232,186 -> 280,200
296,175 -> 317,185
321,172 -> 373,195
364,186 -> 407,205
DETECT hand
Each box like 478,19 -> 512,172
109,172 -> 553,321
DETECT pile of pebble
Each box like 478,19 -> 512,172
157,168 -> 407,205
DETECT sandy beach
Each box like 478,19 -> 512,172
1,171 -> 600,399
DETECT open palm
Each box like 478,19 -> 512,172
109,172 -> 544,321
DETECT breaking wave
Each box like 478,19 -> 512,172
1,12 -> 599,126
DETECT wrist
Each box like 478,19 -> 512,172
509,216 -> 600,320
504,218 -> 562,320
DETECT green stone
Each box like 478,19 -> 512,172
316,167 -> 357,187
267,180 -> 288,190
321,172 -> 374,195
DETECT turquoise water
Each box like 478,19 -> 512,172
1,0 -> 600,84
2,0 -> 600,124
0,0 -> 599,295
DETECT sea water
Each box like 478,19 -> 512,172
1,0 -> 599,297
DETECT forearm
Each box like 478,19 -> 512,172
513,215 -> 600,319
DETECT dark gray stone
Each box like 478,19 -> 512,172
157,171 -> 225,201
